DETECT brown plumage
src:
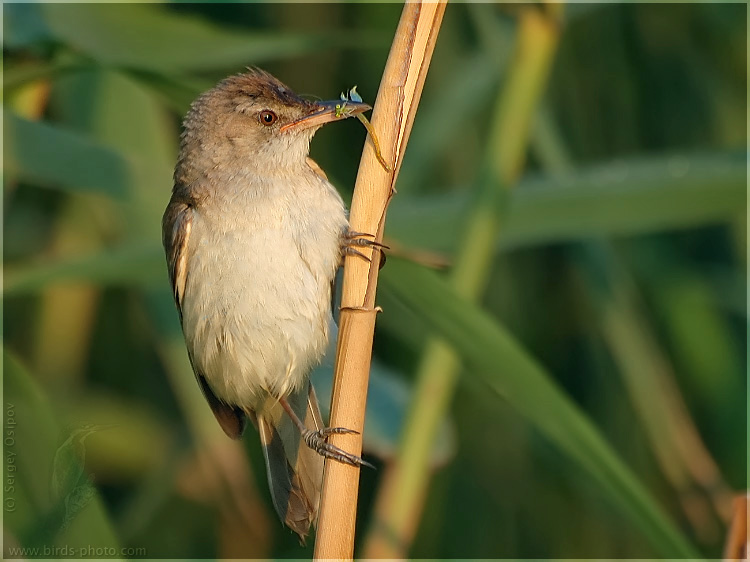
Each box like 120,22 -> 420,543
162,68 -> 372,540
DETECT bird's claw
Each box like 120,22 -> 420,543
343,230 -> 388,267
302,427 -> 375,469
317,426 -> 359,436
344,247 -> 372,262
345,231 -> 388,249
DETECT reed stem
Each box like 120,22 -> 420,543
313,2 -> 447,559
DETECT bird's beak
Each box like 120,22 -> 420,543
280,100 -> 371,133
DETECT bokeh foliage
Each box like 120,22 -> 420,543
3,3 -> 747,559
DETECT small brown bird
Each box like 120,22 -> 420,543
162,69 -> 374,539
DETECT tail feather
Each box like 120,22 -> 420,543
257,382 -> 324,541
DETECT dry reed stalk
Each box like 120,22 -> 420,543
722,494 -> 748,561
313,2 -> 447,559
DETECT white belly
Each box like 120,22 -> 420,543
180,175 -> 347,408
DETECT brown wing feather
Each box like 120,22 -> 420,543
162,196 -> 192,318
196,370 -> 246,439
162,189 -> 247,438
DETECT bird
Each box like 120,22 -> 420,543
162,68 -> 377,540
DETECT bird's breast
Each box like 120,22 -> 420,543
181,172 -> 348,407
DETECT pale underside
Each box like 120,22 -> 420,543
177,166 -> 347,411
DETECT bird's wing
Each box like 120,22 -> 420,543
162,192 -> 247,438
162,197 -> 193,319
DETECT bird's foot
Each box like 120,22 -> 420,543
343,230 -> 388,266
301,426 -> 375,469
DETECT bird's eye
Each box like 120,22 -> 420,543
259,110 -> 278,126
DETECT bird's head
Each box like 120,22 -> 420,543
178,68 -> 370,177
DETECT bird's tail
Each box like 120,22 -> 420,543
256,382 -> 325,541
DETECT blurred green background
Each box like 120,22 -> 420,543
3,2 -> 747,559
